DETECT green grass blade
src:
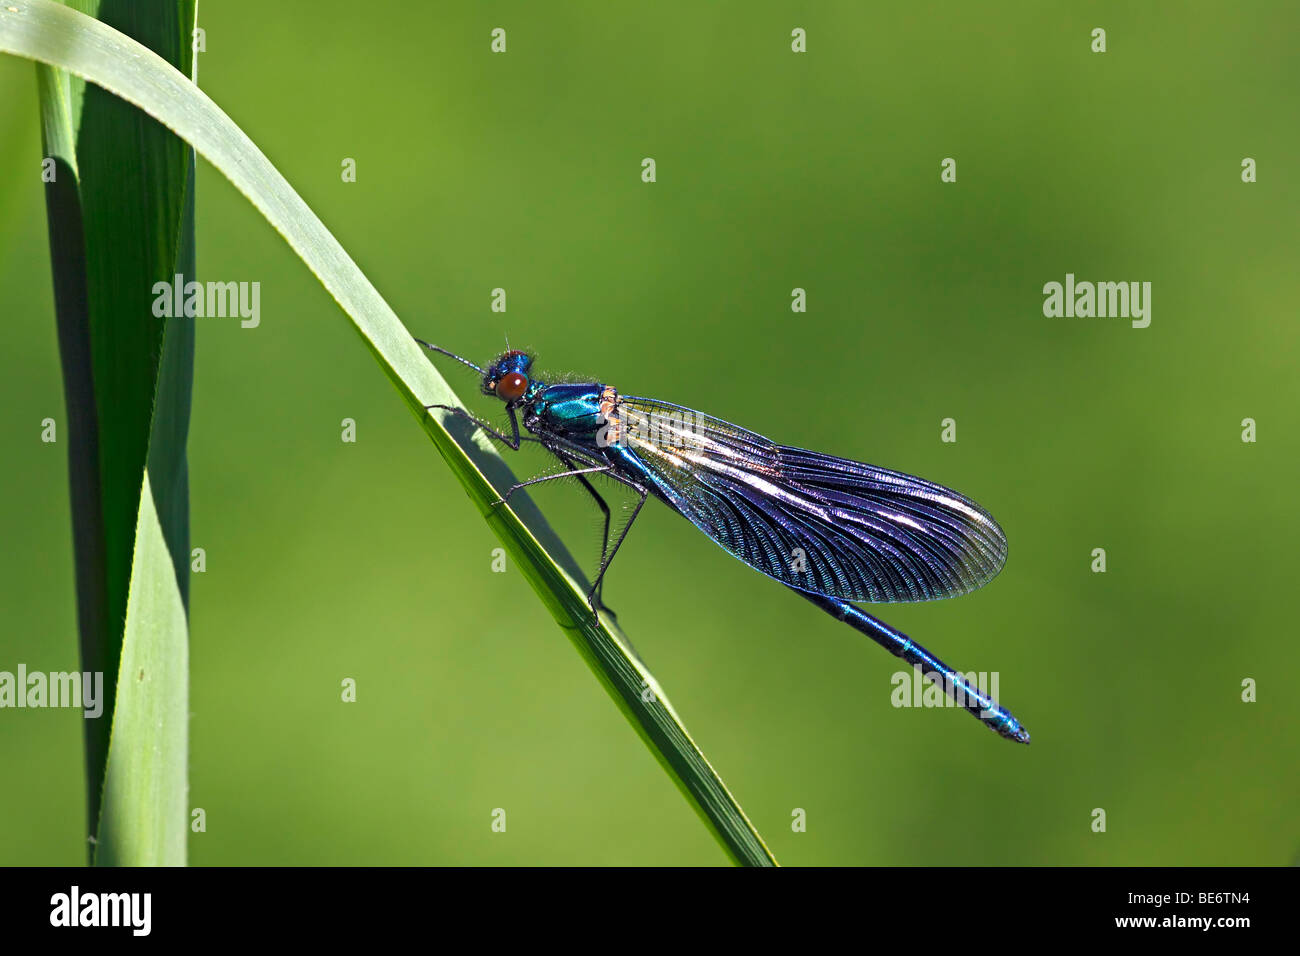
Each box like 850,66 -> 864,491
36,58 -> 110,849
31,0 -> 195,864
0,0 -> 776,865
94,472 -> 190,866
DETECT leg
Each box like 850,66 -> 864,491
585,482 -> 650,615
496,448 -> 625,616
529,439 -> 650,617
426,402 -> 535,451
495,463 -> 614,506
555,451 -> 615,612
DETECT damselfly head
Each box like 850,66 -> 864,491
483,349 -> 533,402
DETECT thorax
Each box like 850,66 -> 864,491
525,383 -> 619,446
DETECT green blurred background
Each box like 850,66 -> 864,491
2,1 -> 1297,865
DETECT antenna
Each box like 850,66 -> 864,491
413,338 -> 484,374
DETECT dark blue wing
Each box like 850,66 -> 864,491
617,397 -> 1007,603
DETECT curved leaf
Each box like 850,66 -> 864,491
1,0 -> 776,865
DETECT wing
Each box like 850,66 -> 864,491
616,396 -> 1007,603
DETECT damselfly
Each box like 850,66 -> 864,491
418,340 -> 1029,744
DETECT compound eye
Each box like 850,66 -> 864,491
495,372 -> 528,401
